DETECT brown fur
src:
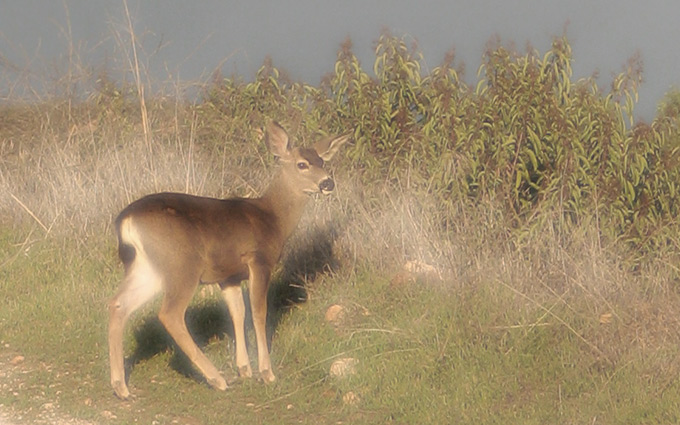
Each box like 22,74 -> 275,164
108,122 -> 349,399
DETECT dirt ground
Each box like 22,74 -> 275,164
0,348 -> 96,425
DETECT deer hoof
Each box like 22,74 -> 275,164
207,375 -> 228,391
112,381 -> 130,400
260,369 -> 276,383
238,365 -> 253,378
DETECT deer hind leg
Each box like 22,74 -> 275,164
158,280 -> 227,391
247,260 -> 276,383
108,261 -> 163,399
221,284 -> 253,378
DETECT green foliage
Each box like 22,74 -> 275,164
198,34 -> 680,263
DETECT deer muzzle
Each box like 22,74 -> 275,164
319,178 -> 335,194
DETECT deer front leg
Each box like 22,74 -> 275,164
221,284 -> 252,378
247,260 -> 276,383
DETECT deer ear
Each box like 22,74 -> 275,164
314,131 -> 351,162
265,121 -> 291,158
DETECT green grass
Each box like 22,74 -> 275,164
2,227 -> 680,424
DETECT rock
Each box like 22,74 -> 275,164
329,357 -> 358,378
391,260 -> 443,287
325,304 -> 345,325
101,410 -> 117,419
342,391 -> 360,405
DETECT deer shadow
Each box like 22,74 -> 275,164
124,222 -> 340,385
268,221 -> 341,326
124,302 -> 232,385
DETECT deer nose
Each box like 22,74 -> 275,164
319,178 -> 335,193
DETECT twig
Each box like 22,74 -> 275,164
286,343 -> 380,378
347,327 -> 404,341
123,0 -> 156,190
369,347 -> 420,359
489,322 -> 553,330
9,192 -> 48,233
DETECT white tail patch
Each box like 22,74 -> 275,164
118,216 -> 163,304
119,215 -> 144,254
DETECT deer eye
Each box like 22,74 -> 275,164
297,162 -> 309,170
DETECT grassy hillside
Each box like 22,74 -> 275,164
1,34 -> 680,424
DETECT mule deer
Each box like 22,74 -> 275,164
108,121 -> 349,399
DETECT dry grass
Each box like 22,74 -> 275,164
3,92 -> 679,360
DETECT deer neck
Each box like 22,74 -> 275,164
259,169 -> 311,241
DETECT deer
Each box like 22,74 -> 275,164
108,121 -> 349,399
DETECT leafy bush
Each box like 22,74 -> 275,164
196,33 -> 680,264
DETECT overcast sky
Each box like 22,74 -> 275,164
1,0 -> 678,120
